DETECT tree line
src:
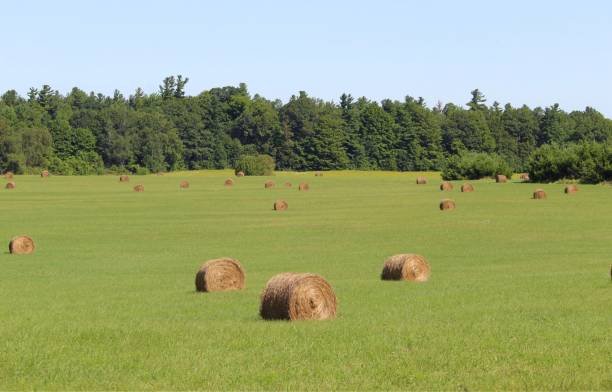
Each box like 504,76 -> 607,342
1,75 -> 611,177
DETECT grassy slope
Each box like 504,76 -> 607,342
0,172 -> 610,390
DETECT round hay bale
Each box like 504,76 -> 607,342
381,254 -> 430,282
236,171 -> 245,177
314,171 -> 323,177
40,170 -> 50,178
519,173 -> 530,181
119,175 -> 129,182
440,181 -> 453,191
264,180 -> 275,189
156,172 -> 165,176
4,172 -> 14,180
439,199 -> 455,211
195,258 -> 245,292
9,236 -> 35,255
533,189 -> 547,199
416,176 -> 427,185
298,182 -> 310,191
5,181 -> 15,190
133,184 -> 144,192
224,178 -> 234,186
179,180 -> 189,189
259,272 -> 337,321
285,182 -> 292,188
565,184 -> 579,194
496,174 -> 507,183
274,200 -> 288,211
461,183 -> 474,192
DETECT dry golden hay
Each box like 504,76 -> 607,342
5,181 -> 15,190
298,182 -> 310,191
274,200 -> 288,211
260,272 -> 337,320
496,174 -> 507,183
533,189 -> 547,199
461,183 -> 474,192
179,180 -> 190,189
381,254 -> 430,282
519,173 -> 530,181
133,184 -> 144,192
440,181 -> 453,191
439,198 -> 455,211
40,170 -> 50,178
195,258 -> 245,292
4,172 -> 14,180
224,178 -> 234,186
416,176 -> 427,185
236,171 -> 245,177
565,184 -> 579,194
314,171 -> 323,177
285,182 -> 292,188
9,236 -> 35,255
119,175 -> 129,182
264,180 -> 275,189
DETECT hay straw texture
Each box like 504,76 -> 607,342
533,189 -> 547,199
195,258 -> 245,292
119,175 -> 129,182
298,182 -> 310,191
259,273 -> 337,320
461,183 -> 474,192
285,182 -> 292,188
519,173 -> 530,181
565,185 -> 579,194
236,171 -> 245,177
264,180 -> 275,189
381,254 -> 430,282
4,172 -> 13,179
40,170 -> 50,178
440,181 -> 453,191
133,184 -> 144,192
416,177 -> 427,185
9,236 -> 35,255
274,200 -> 288,211
224,178 -> 234,186
496,175 -> 507,183
439,199 -> 455,211
179,180 -> 190,189
5,181 -> 15,189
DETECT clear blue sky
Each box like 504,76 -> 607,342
2,0 -> 611,115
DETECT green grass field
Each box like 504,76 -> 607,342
1,171 -> 610,390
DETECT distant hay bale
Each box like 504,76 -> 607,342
179,180 -> 189,189
314,171 -> 323,177
285,182 -> 292,188
9,236 -> 35,255
565,184 -> 578,194
119,175 -> 129,182
533,189 -> 547,199
4,172 -> 13,180
496,175 -> 507,183
133,184 -> 144,192
236,171 -> 245,177
5,181 -> 15,190
440,181 -> 453,191
264,180 -> 275,189
40,170 -> 49,178
195,258 -> 245,292
519,173 -> 530,181
439,199 -> 455,211
224,178 -> 234,186
381,254 -> 430,282
274,200 -> 288,211
298,182 -> 310,191
461,183 -> 474,192
156,172 -> 165,176
416,176 -> 427,185
259,272 -> 337,320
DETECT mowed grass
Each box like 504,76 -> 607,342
0,171 -> 610,390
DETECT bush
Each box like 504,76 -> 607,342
234,154 -> 275,176
441,152 -> 513,180
528,142 -> 612,183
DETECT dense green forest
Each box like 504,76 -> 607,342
1,75 -> 611,178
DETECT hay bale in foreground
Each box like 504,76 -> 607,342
40,170 -> 49,178
533,189 -> 547,199
260,272 -> 337,320
5,181 -> 15,190
224,178 -> 234,186
440,181 -> 453,191
285,182 -> 292,188
298,182 -> 310,191
9,236 -> 35,255
274,200 -> 288,211
565,184 -> 579,194
264,180 -> 275,189
461,183 -> 474,192
519,173 -> 530,181
4,172 -> 13,180
416,176 -> 427,185
236,171 -> 245,177
496,175 -> 507,183
179,180 -> 189,189
133,184 -> 144,192
195,258 -> 245,292
119,175 -> 129,182
439,199 -> 455,211
381,254 -> 430,282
